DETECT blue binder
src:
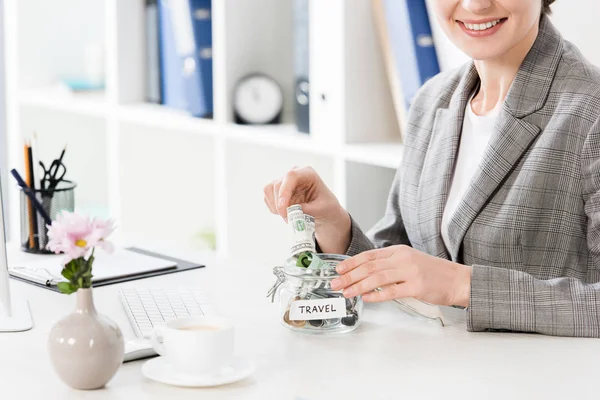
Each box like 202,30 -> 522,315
158,0 -> 188,111
382,0 -> 440,109
158,0 -> 213,117
189,0 -> 213,117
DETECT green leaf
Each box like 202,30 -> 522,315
82,267 -> 93,278
87,254 -> 95,268
57,282 -> 77,295
61,267 -> 74,280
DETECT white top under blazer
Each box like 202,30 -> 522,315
441,97 -> 499,250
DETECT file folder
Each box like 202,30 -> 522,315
376,0 -> 440,111
159,0 -> 188,110
170,0 -> 213,117
190,0 -> 213,117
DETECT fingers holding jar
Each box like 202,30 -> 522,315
332,245 -> 472,307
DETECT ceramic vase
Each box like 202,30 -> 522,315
48,288 -> 124,390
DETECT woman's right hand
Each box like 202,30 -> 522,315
263,166 -> 352,254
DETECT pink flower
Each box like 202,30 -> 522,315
89,218 -> 116,253
46,211 -> 116,265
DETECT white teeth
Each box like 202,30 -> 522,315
464,19 -> 501,31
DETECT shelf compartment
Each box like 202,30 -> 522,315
218,0 -> 294,123
117,122 -> 216,249
16,0 -> 106,91
18,87 -> 108,117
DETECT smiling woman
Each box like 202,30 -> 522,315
264,0 -> 600,338
430,0 -> 543,63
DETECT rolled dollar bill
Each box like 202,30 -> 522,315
296,252 -> 329,269
287,205 -> 316,257
305,214 -> 315,244
308,254 -> 329,269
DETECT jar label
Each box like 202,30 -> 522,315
289,298 -> 347,321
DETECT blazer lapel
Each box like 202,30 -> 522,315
444,15 -> 563,261
444,111 -> 541,261
417,65 -> 479,259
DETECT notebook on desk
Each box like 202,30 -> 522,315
9,247 -> 205,292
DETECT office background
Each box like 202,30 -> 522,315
0,0 -> 598,267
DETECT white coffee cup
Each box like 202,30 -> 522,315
151,316 -> 234,375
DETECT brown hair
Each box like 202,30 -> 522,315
542,0 -> 556,14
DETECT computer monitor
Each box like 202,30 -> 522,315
0,171 -> 33,332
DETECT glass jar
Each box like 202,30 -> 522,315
268,254 -> 363,334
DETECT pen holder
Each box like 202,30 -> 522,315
19,180 -> 76,254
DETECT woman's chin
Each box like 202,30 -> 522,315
461,46 -> 511,62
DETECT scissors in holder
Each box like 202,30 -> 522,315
39,158 -> 67,194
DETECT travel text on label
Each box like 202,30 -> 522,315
289,298 -> 347,321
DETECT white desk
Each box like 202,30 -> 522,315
1,244 -> 599,400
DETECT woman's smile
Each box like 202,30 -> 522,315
457,17 -> 508,38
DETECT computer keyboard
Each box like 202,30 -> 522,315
119,288 -> 217,339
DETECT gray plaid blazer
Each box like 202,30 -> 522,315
346,15 -> 600,337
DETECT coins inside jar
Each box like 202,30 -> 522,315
283,310 -> 306,328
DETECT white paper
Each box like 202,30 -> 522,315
289,298 -> 346,321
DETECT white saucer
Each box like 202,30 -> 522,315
142,357 -> 256,388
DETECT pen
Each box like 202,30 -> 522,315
24,142 -> 36,249
10,169 -> 53,226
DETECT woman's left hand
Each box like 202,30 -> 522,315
330,245 -> 472,307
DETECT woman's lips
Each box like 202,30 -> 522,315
458,18 -> 507,38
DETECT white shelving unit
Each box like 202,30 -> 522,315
3,0 -> 403,266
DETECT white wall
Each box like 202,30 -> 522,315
549,0 -> 600,66
426,0 -> 600,72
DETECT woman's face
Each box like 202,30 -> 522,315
430,0 -> 542,61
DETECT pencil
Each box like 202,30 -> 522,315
27,140 -> 40,250
24,142 -> 35,249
